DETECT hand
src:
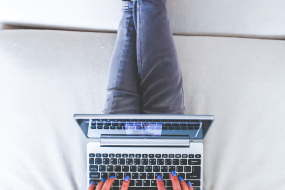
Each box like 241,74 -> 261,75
88,175 -> 130,190
157,171 -> 194,190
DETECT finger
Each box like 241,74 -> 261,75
95,178 -> 107,190
120,175 -> 130,190
187,181 -> 194,190
170,170 -> 181,190
101,176 -> 115,190
178,176 -> 188,190
88,181 -> 95,190
156,175 -> 166,190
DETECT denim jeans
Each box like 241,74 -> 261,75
103,0 -> 185,114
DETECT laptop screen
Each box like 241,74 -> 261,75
74,114 -> 214,140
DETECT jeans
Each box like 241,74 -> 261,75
103,0 -> 185,114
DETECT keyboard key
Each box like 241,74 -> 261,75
103,158 -> 109,164
189,180 -> 200,186
193,188 -> 200,190
120,180 -> 123,186
89,158 -> 94,164
149,159 -> 156,165
132,173 -> 139,179
178,173 -> 185,179
96,154 -> 101,157
104,126 -> 109,129
117,126 -> 122,130
110,158 -> 117,165
99,165 -> 106,171
143,180 -> 150,186
89,173 -> 100,178
165,159 -> 172,165
122,154 -> 128,158
119,159 -> 125,165
130,180 -> 135,186
175,127 -> 180,130
189,154 -> 194,158
130,166 -> 137,172
169,154 -> 174,158
166,180 -> 172,186
168,166 -> 175,172
153,166 -> 160,172
136,180 -> 143,186
188,159 -> 201,165
101,173 -> 107,178
91,125 -> 96,129
182,154 -> 187,158
175,154 -> 181,158
195,154 -> 201,158
113,180 -> 119,186
124,173 -> 131,178
146,166 -> 152,172
129,188 -> 157,190
155,154 -> 161,158
180,159 -> 187,165
140,173 -> 146,179
116,154 -> 121,158
192,166 -> 201,173
134,159 -> 140,165
116,173 -> 123,179
126,159 -> 133,165
161,166 -> 168,172
89,180 -> 101,185
157,159 -> 164,165
89,154 -> 95,157
184,166 -> 191,172
177,166 -> 183,172
186,173 -> 200,179
129,154 -> 134,158
109,154 -> 115,158
163,173 -> 170,179
147,173 -> 154,179
115,166 -> 121,172
142,154 -> 148,158
151,180 -> 157,186
169,127 -> 174,130
181,126 -> 187,130
110,126 -> 115,129
173,159 -> 179,165
142,159 -> 148,165
109,173 -> 115,178
154,173 -> 162,178
149,154 -> 154,158
122,166 -> 129,172
162,154 -> 168,158
136,154 -> 141,158
103,154 -> 108,157
97,126 -> 103,129
89,165 -> 98,171
95,158 -> 102,165
107,165 -> 113,172
138,166 -> 144,172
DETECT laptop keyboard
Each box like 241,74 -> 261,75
89,153 -> 201,190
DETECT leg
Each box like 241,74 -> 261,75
103,1 -> 142,114
136,0 -> 185,114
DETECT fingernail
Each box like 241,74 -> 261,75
157,175 -> 162,181
171,170 -> 176,176
188,181 -> 192,187
110,175 -> 115,178
101,178 -> 106,182
90,181 -> 94,186
124,175 -> 130,181
178,176 -> 184,181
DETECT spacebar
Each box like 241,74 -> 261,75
128,187 -> 157,190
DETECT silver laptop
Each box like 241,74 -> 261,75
74,114 -> 214,190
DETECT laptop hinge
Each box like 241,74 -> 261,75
100,135 -> 190,147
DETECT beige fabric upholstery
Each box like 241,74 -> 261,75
0,30 -> 285,190
1,0 -> 285,39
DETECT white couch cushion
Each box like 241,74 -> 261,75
0,30 -> 285,190
0,0 -> 285,39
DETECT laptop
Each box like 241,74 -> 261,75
74,114 -> 214,190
